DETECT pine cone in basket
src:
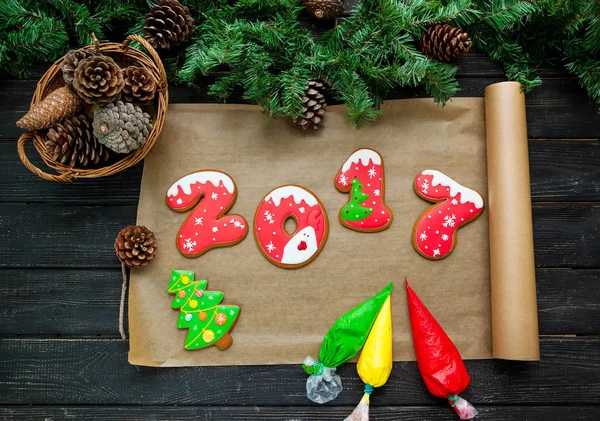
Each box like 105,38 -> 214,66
16,86 -> 82,131
93,101 -> 153,154
303,0 -> 344,20
421,24 -> 471,63
122,66 -> 157,106
61,49 -> 95,85
45,115 -> 111,168
293,79 -> 327,130
115,225 -> 157,267
72,55 -> 124,104
144,0 -> 194,50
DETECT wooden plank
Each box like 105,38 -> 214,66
0,204 -> 597,269
0,337 -> 597,405
1,405 -> 598,420
3,77 -> 600,140
0,269 -> 125,336
1,140 -> 599,204
0,268 -> 596,337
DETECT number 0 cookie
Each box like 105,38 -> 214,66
412,170 -> 484,260
254,185 -> 328,269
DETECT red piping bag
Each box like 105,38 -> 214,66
406,279 -> 478,420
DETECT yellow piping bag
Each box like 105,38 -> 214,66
344,295 -> 393,421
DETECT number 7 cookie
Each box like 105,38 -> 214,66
412,170 -> 484,260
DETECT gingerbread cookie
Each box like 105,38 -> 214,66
254,185 -> 328,268
166,170 -> 248,258
167,270 -> 240,351
335,148 -> 393,232
412,170 -> 484,260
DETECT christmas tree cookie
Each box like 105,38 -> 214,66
167,270 -> 240,351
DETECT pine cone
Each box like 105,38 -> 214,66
45,115 -> 111,168
144,0 -> 194,50
115,225 -> 157,267
122,66 -> 157,106
72,55 -> 124,104
93,101 -> 153,154
421,24 -> 472,63
16,86 -> 82,131
61,49 -> 95,85
293,79 -> 327,130
303,0 -> 344,20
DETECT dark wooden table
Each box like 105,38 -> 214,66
1,51 -> 599,420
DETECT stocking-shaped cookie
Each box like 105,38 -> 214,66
413,170 -> 484,260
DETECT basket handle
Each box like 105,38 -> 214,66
18,132 -> 74,182
122,34 -> 168,92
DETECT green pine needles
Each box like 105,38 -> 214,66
2,0 -> 600,127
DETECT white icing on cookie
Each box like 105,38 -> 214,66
422,169 -> 484,209
341,149 -> 382,173
281,226 -> 318,265
265,186 -> 318,207
167,171 -> 235,196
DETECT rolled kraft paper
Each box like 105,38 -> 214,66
485,81 -> 540,360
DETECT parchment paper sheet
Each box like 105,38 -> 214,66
486,82 -> 540,360
129,98 -> 493,366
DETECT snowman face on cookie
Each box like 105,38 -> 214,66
281,226 -> 319,265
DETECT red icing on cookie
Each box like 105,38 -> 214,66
254,185 -> 328,269
335,148 -> 393,232
166,170 -> 248,258
413,170 -> 484,260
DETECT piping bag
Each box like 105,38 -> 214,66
302,283 -> 393,404
406,279 -> 478,420
344,293 -> 393,420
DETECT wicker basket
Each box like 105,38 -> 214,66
17,35 -> 168,182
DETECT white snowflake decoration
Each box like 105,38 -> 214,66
211,192 -> 219,200
451,199 -> 459,206
266,241 -> 276,253
299,207 -> 305,214
442,214 -> 457,228
229,310 -> 235,316
264,211 -> 274,224
421,181 -> 429,194
233,220 -> 242,228
176,198 -> 183,205
212,226 -> 218,233
373,189 -> 381,197
230,218 -> 235,223
195,217 -> 203,226
441,234 -> 449,241
182,238 -> 196,252
339,174 -> 348,186
368,166 -> 377,179
433,248 -> 441,257
419,232 -> 427,241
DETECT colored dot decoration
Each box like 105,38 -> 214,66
203,330 -> 215,343
195,290 -> 204,298
215,313 -> 228,326
199,311 -> 207,321
178,290 -> 186,298
189,299 -> 198,309
184,314 -> 192,322
182,276 -> 190,285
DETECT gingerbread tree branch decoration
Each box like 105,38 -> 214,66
168,270 -> 240,351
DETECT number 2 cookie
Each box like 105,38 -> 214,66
166,170 -> 248,258
254,185 -> 328,269
412,170 -> 484,260
335,148 -> 393,232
